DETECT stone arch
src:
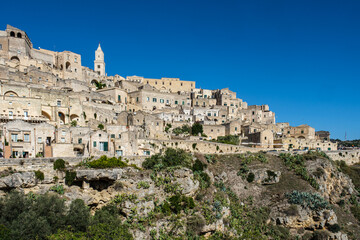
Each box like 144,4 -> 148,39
17,32 -> 22,38
58,112 -> 65,124
10,31 -> 15,37
298,136 -> 306,139
91,79 -> 99,85
4,90 -> 18,97
10,56 -> 20,62
70,114 -> 79,121
41,111 -> 52,121
65,61 -> 71,70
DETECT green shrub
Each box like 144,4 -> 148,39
162,195 -> 195,214
286,190 -> 329,211
327,223 -> 341,233
194,171 -> 211,189
50,184 -> 64,195
215,135 -> 239,145
65,199 -> 90,232
192,159 -> 206,172
142,148 -> 192,170
246,172 -> 255,183
88,155 -> 127,169
97,123 -> 104,130
350,205 -> 360,222
187,214 -> 205,234
137,181 -> 150,189
65,171 -> 76,185
192,143 -> 197,149
53,159 -> 66,171
191,122 -> 203,136
34,170 -> 44,181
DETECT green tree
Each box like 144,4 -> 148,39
70,120 -> 77,127
66,199 -> 90,232
191,122 -> 203,136
98,124 -> 104,130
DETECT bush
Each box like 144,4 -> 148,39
192,159 -> 206,172
191,122 -> 203,136
35,170 -> 44,181
97,123 -> 104,130
286,190 -> 329,211
137,181 -> 150,189
326,223 -> 341,233
142,148 -> 192,170
162,195 -> 195,214
50,184 -> 64,195
88,155 -> 127,169
215,135 -> 240,145
53,159 -> 66,171
65,199 -> 90,232
65,171 -> 76,186
246,172 -> 255,183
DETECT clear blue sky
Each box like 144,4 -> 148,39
1,0 -> 359,140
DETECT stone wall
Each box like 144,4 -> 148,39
325,150 -> 360,165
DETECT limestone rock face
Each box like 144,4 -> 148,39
76,169 -> 124,181
0,172 -> 36,189
306,159 -> 355,203
253,169 -> 281,185
173,168 -> 199,195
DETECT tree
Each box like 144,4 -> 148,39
66,199 -> 90,232
98,124 -> 104,130
191,122 -> 203,136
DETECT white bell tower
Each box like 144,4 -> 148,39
94,43 -> 105,76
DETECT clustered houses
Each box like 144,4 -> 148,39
0,25 -> 337,159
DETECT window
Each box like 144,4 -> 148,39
152,98 -> 157,102
11,134 -> 18,142
235,127 -> 237,131
301,130 -> 304,134
111,134 -> 115,138
160,99 -> 164,103
24,111 -> 28,117
62,131 -> 66,136
74,57 -> 77,63
181,83 -> 183,86
147,97 -> 150,102
99,142 -> 108,151
207,113 -> 211,116
78,138 -> 82,144
29,77 -> 32,82
0,44 -> 2,50
98,65 -> 100,69
118,134 -> 121,139
9,111 -> 13,116
183,101 -> 185,105
252,111 -> 255,115
118,95 -> 121,102
136,97 -> 139,102
61,138 -> 65,143
175,100 -> 178,105
57,100 -> 61,106
93,141 -> 97,147
116,150 -> 123,156
24,134 -> 30,142
38,137 -> 42,143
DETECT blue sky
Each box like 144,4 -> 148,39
1,0 -> 359,139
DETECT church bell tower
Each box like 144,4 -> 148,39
94,43 -> 105,76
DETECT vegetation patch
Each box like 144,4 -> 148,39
279,153 -> 319,190
142,148 -> 192,170
286,190 -> 329,211
87,155 -> 128,169
34,170 -> 44,181
53,159 -> 66,171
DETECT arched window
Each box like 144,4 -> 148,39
65,62 -> 70,70
17,32 -> 22,38
10,31 -> 15,37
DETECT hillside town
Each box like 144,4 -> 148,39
0,24 -> 337,159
